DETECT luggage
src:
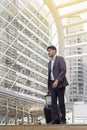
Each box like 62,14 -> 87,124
44,103 -> 51,123
44,95 -> 60,124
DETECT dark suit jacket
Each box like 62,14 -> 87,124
48,56 -> 68,90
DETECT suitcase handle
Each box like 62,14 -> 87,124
44,95 -> 51,104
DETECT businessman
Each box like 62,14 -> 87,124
47,45 -> 68,124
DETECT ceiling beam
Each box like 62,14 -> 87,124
65,53 -> 87,59
56,0 -> 87,9
65,42 -> 87,48
63,19 -> 87,28
60,7 -> 87,18
64,31 -> 87,38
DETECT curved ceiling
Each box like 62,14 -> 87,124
44,0 -> 87,56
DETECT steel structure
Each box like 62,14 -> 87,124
0,0 -> 87,125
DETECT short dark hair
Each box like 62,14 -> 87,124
47,45 -> 57,51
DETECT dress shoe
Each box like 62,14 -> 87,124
48,120 -> 56,124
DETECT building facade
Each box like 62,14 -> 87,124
65,15 -> 87,103
0,0 -> 53,125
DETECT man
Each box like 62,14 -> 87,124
47,45 -> 68,124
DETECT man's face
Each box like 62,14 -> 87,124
47,49 -> 56,57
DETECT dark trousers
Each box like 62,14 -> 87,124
50,82 -> 66,122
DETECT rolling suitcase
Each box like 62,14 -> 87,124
44,95 -> 60,124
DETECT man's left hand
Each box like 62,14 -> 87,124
52,80 -> 58,88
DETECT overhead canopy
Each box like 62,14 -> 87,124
44,0 -> 87,56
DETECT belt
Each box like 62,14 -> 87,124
50,80 -> 55,82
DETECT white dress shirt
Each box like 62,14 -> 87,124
50,55 -> 56,80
